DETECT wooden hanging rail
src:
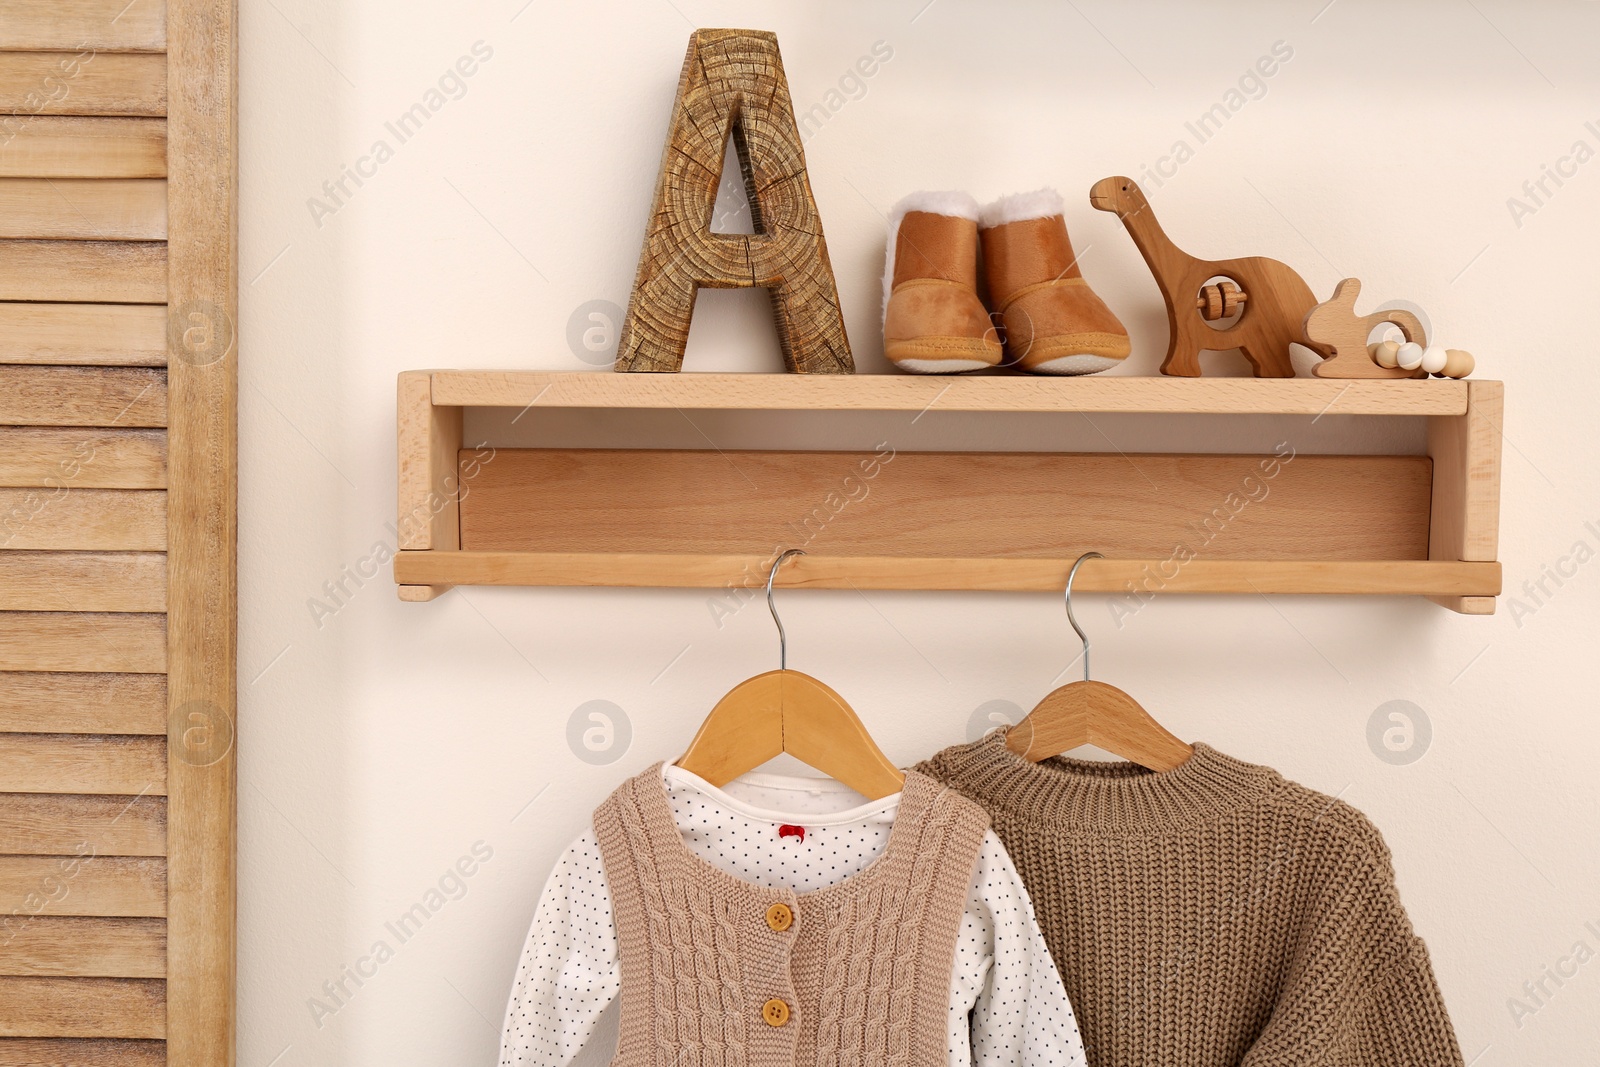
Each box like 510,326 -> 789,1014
394,552 -> 1495,596
394,372 -> 1503,613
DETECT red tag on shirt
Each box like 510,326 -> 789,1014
777,824 -> 806,842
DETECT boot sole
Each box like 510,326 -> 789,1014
1022,353 -> 1125,376
886,338 -> 1003,374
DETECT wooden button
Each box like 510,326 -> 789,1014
764,902 -> 793,932
761,998 -> 790,1027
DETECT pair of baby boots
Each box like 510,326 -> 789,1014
882,188 -> 1129,374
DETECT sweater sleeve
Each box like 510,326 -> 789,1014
951,830 -> 1088,1067
498,828 -> 621,1067
1241,823 -> 1464,1067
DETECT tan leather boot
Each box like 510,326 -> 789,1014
883,192 -> 1002,373
980,188 -> 1130,375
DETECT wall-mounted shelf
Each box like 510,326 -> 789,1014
393,372 -> 1503,613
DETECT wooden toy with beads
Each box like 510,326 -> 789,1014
1090,176 -> 1333,378
1303,278 -> 1475,379
1303,279 -> 1426,379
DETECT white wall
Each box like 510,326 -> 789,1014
239,1 -> 1600,1063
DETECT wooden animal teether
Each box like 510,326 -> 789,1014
1304,279 -> 1427,379
1090,176 -> 1330,378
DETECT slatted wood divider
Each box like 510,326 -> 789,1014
0,0 -> 235,1063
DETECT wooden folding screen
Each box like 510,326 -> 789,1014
0,1 -> 237,1064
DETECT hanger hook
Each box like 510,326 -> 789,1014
1064,551 -> 1103,682
766,549 -> 806,670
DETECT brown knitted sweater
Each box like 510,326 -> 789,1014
917,734 -> 1463,1067
594,764 -> 989,1067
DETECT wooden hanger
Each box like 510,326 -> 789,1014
1006,552 -> 1194,771
676,549 -> 906,800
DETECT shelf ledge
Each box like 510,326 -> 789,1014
395,552 -> 1501,598
424,371 -> 1471,417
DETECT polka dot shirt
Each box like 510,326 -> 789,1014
498,765 -> 1085,1066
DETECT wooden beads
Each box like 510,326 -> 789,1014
1371,340 -> 1402,368
1195,280 -> 1247,321
1441,349 -> 1475,378
1370,341 -> 1474,378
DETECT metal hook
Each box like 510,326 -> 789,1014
766,549 -> 806,670
1064,551 -> 1103,682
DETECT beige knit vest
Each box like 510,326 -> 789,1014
593,765 -> 988,1067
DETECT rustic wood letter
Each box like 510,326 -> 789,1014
616,29 -> 854,374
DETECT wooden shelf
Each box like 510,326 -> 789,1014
427,370 -> 1469,415
395,372 -> 1504,613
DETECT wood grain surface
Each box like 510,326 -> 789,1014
0,794 -> 166,856
0,855 -> 165,916
0,551 -> 166,611
459,448 -> 1432,561
0,673 -> 166,734
427,369 -> 1472,415
0,53 -> 165,117
0,303 -> 167,364
0,117 -> 166,178
0,367 -> 164,426
616,30 -> 851,373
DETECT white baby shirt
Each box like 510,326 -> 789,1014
498,764 -> 1086,1066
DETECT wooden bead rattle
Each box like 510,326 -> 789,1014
1195,280 -> 1247,321
1304,278 -> 1474,379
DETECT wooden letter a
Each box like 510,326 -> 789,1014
616,29 -> 854,374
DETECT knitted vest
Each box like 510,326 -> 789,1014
917,734 -> 1464,1067
593,764 -> 988,1067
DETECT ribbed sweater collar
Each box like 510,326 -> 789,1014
922,730 -> 1285,832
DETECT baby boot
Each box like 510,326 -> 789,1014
979,188 -> 1130,374
883,192 -> 1002,373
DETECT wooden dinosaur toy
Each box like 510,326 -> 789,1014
1089,176 -> 1330,378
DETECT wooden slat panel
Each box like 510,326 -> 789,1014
0,490 -> 165,551
0,552 -> 166,612
0,736 -> 165,795
0,429 -> 166,488
0,978 -> 164,1037
0,54 -> 165,117
166,0 -> 238,1060
0,613 -> 165,673
0,673 -> 165,734
0,117 -> 166,178
461,449 -> 1435,561
0,856 -> 165,916
0,918 -> 163,977
0,304 -> 166,365
0,179 -> 166,239
0,367 -> 165,427
0,1 -> 167,53
0,1037 -> 165,1065
0,794 -> 165,856
0,241 -> 165,302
